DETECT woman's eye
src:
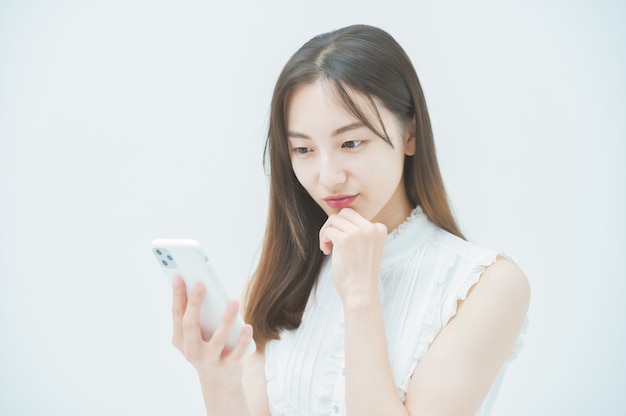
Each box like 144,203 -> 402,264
342,140 -> 364,149
293,147 -> 311,154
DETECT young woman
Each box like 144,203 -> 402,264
170,24 -> 530,416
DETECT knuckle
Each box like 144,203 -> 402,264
361,225 -> 375,238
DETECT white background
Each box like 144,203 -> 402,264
1,1 -> 624,415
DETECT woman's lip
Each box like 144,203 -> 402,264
324,194 -> 358,209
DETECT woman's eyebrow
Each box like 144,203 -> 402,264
287,122 -> 366,139
332,122 -> 365,136
287,130 -> 311,139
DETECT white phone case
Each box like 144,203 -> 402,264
151,239 -> 256,355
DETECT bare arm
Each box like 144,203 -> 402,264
404,258 -> 530,415
343,258 -> 529,416
242,350 -> 271,416
343,291 -> 410,415
320,208 -> 409,415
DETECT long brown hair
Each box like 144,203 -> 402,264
245,25 -> 463,348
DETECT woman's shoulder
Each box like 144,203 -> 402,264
432,228 -> 529,288
422,227 -> 530,327
473,256 -> 530,310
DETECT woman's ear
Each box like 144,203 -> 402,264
404,117 -> 417,156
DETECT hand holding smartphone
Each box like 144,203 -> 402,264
151,239 -> 256,355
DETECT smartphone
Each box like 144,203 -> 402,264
151,239 -> 256,355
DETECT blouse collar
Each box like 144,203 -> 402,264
381,206 -> 438,268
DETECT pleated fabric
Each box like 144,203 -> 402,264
265,206 -> 526,415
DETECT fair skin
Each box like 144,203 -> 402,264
171,79 -> 530,415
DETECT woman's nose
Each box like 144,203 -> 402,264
318,154 -> 347,188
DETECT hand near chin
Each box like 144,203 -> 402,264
319,208 -> 387,301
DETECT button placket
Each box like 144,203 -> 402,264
330,358 -> 346,415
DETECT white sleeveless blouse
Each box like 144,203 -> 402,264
265,207 -> 525,415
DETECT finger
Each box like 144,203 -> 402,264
323,212 -> 360,230
207,299 -> 240,357
225,324 -> 254,363
319,216 -> 335,254
181,282 -> 205,358
171,277 -> 187,349
374,222 -> 388,237
319,223 -> 335,254
319,226 -> 345,254
319,226 -> 333,255
319,215 -> 358,254
338,207 -> 370,225
338,208 -> 387,239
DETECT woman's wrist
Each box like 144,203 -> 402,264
340,288 -> 381,313
199,376 -> 250,415
198,372 -> 244,393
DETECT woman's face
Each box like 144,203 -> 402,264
286,80 -> 416,231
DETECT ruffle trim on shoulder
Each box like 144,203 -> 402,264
440,252 -> 504,327
440,252 -> 526,362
